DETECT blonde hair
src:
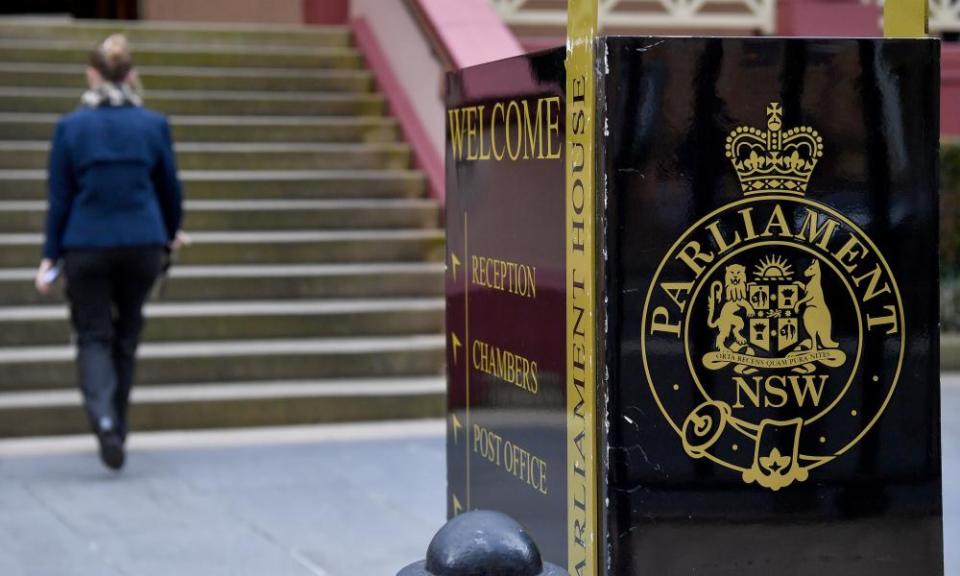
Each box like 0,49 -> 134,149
90,34 -> 133,83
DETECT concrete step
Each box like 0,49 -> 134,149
0,63 -> 376,93
0,335 -> 445,390
0,18 -> 445,435
0,19 -> 354,49
0,113 -> 399,143
0,377 -> 445,437
0,230 -> 446,267
0,170 -> 426,200
0,141 -> 411,171
0,87 -> 385,117
0,199 -> 439,232
0,263 -> 445,305
0,38 -> 364,69
0,298 -> 444,346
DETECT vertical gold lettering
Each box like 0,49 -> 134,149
448,108 -> 465,160
477,105 -> 491,161
738,207 -> 759,241
760,204 -> 791,237
866,304 -> 900,334
833,236 -> 870,273
506,101 -> 523,160
705,220 -> 742,254
649,307 -> 681,337
522,99 -> 542,160
546,96 -> 562,159
491,103 -> 506,161
733,376 -> 761,409
795,208 -> 839,250
660,282 -> 692,313
466,107 -> 478,161
676,240 -> 714,276
852,264 -> 892,302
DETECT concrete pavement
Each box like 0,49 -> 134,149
943,376 -> 959,575
0,379 -> 956,576
0,420 -> 446,576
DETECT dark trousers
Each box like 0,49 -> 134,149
64,248 -> 164,440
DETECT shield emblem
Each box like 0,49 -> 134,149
778,283 -> 800,310
749,285 -> 770,310
778,318 -> 799,351
750,318 -> 770,351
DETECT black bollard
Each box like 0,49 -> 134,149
398,510 -> 568,576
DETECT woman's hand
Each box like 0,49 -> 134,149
34,259 -> 55,294
170,230 -> 191,251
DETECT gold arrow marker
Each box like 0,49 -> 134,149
452,413 -> 462,444
451,252 -> 461,281
452,494 -> 463,516
451,332 -> 462,365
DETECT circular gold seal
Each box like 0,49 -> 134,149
641,194 -> 904,491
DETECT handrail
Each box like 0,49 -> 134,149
401,0 -> 457,71
405,0 -> 523,70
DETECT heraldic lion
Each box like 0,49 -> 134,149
707,264 -> 755,351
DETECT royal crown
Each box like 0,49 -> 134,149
726,103 -> 823,197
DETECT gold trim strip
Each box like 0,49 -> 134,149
884,0 -> 928,37
566,1 -> 598,575
464,212 -> 470,509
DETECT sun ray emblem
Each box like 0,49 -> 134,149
754,255 -> 793,280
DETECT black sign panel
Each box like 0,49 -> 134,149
605,37 -> 942,574
446,36 -> 943,575
445,48 -> 569,563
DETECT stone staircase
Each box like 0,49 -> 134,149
0,19 -> 445,438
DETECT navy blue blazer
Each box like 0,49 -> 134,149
43,105 -> 183,260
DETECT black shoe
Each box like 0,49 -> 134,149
97,430 -> 125,471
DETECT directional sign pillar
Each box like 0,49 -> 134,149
444,0 -> 943,574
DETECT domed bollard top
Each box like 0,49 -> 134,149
398,510 -> 568,576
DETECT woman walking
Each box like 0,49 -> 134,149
35,34 -> 185,471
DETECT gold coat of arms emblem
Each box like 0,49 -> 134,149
641,103 -> 906,491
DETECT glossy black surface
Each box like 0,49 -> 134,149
603,37 -> 943,575
445,48 -> 568,564
446,36 -> 942,576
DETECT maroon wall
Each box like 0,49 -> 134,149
303,0 -> 349,24
142,0 -> 302,24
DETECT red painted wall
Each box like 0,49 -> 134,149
143,0 -> 302,24
778,0 -> 881,36
944,45 -> 960,137
303,0 -> 348,24
352,16 -> 444,201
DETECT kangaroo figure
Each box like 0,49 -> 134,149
795,260 -> 838,351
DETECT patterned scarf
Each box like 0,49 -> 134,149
80,82 -> 143,108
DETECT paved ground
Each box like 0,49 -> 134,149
0,381 -> 956,576
943,377 -> 959,575
0,421 -> 446,576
